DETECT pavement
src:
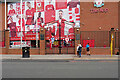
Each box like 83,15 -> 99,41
0,54 -> 119,60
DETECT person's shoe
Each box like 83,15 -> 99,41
89,54 -> 91,56
79,56 -> 81,57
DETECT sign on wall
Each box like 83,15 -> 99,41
91,0 -> 109,14
40,34 -> 44,40
90,8 -> 109,13
94,0 -> 104,8
76,34 -> 80,40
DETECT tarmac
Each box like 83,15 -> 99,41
0,54 -> 119,60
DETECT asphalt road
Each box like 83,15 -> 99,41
2,60 -> 118,78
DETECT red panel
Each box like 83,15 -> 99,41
82,40 -> 86,47
45,10 -> 55,23
69,16 -> 72,19
69,8 -> 72,11
76,15 -> 80,17
82,40 -> 95,47
34,0 -> 44,12
0,41 -> 5,47
56,0 -> 67,10
75,8 -> 79,14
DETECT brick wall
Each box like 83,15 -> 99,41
1,47 -> 118,55
0,48 -> 6,54
82,48 -> 118,55
46,47 -> 75,54
7,48 -> 40,55
80,31 -> 110,47
1,2 -> 119,55
80,2 -> 118,31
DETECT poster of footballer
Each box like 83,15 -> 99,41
7,0 -> 80,40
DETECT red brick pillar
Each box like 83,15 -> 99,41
1,3 -> 8,30
5,30 -> 9,54
74,28 -> 80,55
39,28 -> 45,55
119,1 -> 120,54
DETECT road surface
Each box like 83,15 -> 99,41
2,59 -> 118,78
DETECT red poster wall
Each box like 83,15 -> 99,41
56,0 -> 67,10
45,10 -> 55,23
8,0 -> 80,41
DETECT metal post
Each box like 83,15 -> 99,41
20,0 -> 23,48
110,28 -> 115,56
110,33 -> 113,56
36,0 -> 38,48
67,44 -> 68,54
118,1 -> 120,54
67,34 -> 68,54
118,31 -> 120,54
5,0 -> 6,30
59,24 -> 61,54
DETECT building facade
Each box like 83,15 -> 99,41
0,1 -> 120,55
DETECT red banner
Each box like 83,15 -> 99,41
45,10 -> 55,23
56,0 -> 67,10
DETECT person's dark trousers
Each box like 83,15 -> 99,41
79,51 -> 81,57
77,51 -> 79,56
